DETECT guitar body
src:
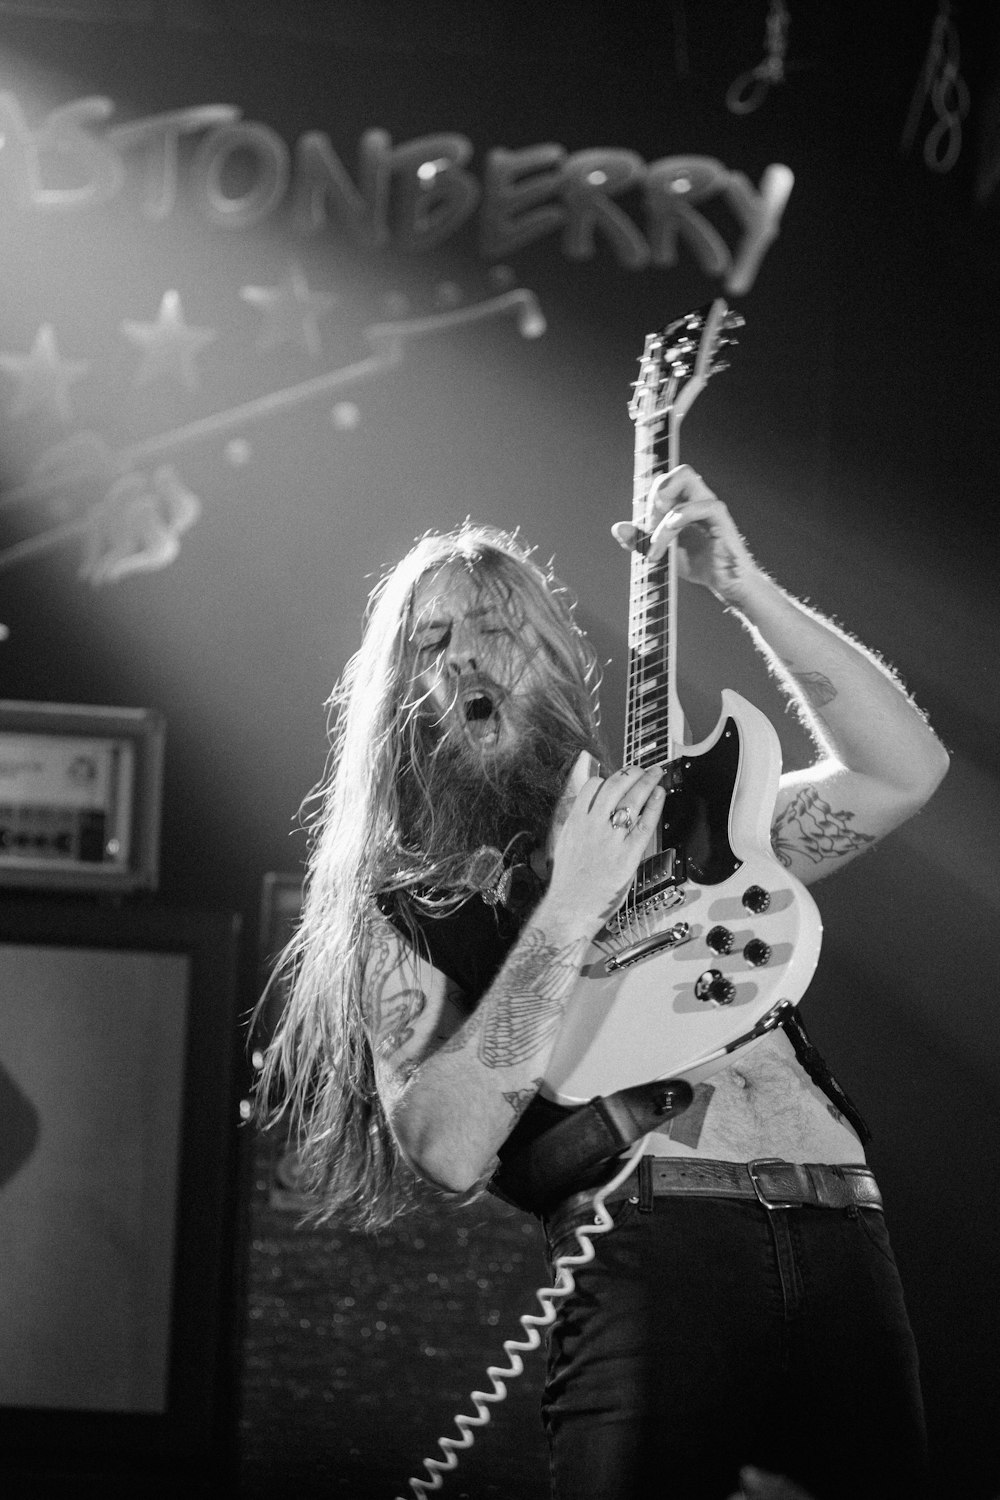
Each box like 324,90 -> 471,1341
541,689 -> 823,1106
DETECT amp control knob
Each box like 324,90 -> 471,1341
743,938 -> 772,967
742,884 -> 771,914
695,969 -> 736,1005
706,925 -> 734,955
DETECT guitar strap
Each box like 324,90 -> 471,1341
490,1074 -> 694,1215
378,886 -> 872,1217
778,1007 -> 872,1146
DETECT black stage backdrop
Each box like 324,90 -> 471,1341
1,5 -> 998,1497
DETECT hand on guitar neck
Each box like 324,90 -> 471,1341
612,464 -> 758,607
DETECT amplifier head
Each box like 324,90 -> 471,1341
0,700 -> 164,893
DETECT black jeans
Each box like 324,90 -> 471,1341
542,1191 -> 927,1499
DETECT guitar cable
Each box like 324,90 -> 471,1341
394,1135 -> 651,1500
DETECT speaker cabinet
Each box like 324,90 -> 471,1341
0,900 -> 246,1497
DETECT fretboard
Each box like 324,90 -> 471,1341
623,411 -> 682,771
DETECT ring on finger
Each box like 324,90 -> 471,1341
610,806 -> 634,832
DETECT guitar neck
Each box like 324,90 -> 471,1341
623,299 -> 739,775
623,409 -> 684,770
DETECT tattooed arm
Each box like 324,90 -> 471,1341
730,574 -> 951,884
615,467 -> 950,887
368,762 -> 667,1193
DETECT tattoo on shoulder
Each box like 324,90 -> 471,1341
363,929 -> 395,1002
771,785 -> 876,869
479,926 -> 583,1069
375,987 -> 426,1054
364,931 -> 426,1053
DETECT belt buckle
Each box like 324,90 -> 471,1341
747,1158 -> 802,1210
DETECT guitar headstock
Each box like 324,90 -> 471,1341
629,298 -> 744,428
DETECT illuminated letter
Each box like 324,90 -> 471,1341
30,96 -> 123,209
481,144 -> 565,258
643,156 -> 731,275
560,149 -> 649,268
0,92 -> 36,208
292,127 -> 390,249
108,106 -> 239,220
391,134 -> 479,252
720,164 -> 794,294
191,119 -> 289,228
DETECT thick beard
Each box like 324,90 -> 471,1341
396,692 -> 585,891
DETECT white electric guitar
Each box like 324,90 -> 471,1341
541,301 -> 823,1107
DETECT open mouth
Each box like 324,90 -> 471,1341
464,693 -> 495,722
459,686 -> 502,740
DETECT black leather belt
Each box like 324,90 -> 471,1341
546,1157 -> 883,1240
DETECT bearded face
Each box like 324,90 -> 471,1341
396,563 -> 588,884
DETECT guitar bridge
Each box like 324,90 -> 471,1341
605,921 -> 692,973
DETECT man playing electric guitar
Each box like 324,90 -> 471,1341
259,464 -> 948,1499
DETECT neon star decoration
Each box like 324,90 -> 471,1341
0,284 -> 546,584
239,265 -> 337,356
0,324 -> 89,423
121,289 -> 217,391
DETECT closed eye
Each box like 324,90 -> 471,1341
414,629 -> 450,654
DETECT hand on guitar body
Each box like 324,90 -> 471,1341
544,761 -> 667,933
612,464 -> 758,605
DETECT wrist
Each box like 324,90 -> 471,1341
531,889 -> 603,947
715,563 -> 775,614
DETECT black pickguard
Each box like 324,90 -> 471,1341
658,715 -> 742,886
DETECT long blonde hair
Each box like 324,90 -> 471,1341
255,523 -> 604,1230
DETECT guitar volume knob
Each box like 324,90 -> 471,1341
743,938 -> 772,967
742,884 -> 771,914
706,925 -> 734,955
695,969 -> 736,1005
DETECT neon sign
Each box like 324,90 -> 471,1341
0,94 -> 793,294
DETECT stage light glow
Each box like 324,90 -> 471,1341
330,402 -> 360,430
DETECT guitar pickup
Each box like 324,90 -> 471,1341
636,847 -> 686,903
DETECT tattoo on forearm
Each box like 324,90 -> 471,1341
479,927 -> 583,1069
771,786 -> 876,868
662,1082 -> 714,1148
502,1079 -> 542,1120
786,665 -> 838,710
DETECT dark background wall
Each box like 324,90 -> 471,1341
1,3 -> 998,1495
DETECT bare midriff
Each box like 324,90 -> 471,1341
642,1028 -> 868,1164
